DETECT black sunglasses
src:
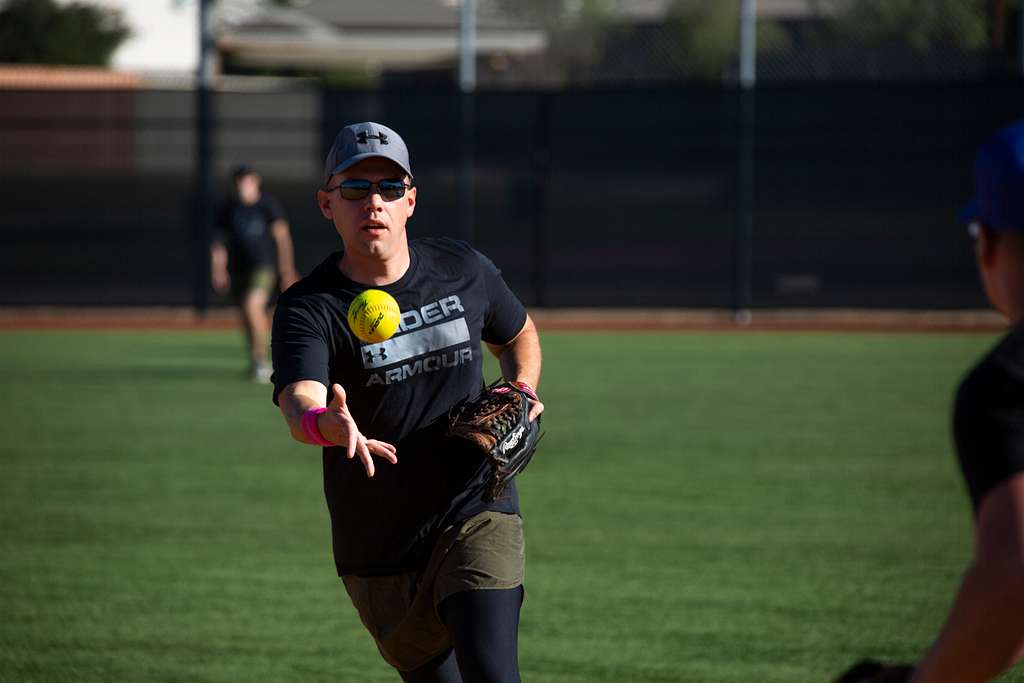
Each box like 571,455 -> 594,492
324,178 -> 412,202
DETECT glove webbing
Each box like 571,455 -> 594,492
464,395 -> 520,433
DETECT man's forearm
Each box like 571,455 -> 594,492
271,221 -> 296,274
281,396 -> 319,443
211,243 -> 228,273
911,563 -> 1024,683
278,381 -> 329,445
496,316 -> 542,388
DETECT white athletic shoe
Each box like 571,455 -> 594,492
251,362 -> 273,384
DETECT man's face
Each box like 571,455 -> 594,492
974,224 -> 1019,319
235,173 -> 261,205
317,157 -> 416,262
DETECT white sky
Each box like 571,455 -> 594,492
85,0 -> 200,73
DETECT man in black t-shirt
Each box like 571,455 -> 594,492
908,122 -> 1024,682
271,122 -> 544,682
838,123 -> 1024,683
212,164 -> 299,383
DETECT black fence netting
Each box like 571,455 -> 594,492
0,80 -> 1020,309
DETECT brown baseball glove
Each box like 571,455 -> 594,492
447,379 -> 543,501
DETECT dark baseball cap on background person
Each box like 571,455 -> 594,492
961,120 -> 1024,232
323,122 -> 413,185
233,163 -> 256,179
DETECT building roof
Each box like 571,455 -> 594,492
0,65 -> 140,90
215,0 -> 548,72
278,0 -> 541,30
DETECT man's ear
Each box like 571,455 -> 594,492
977,224 -> 998,268
405,186 -> 416,218
316,189 -> 333,220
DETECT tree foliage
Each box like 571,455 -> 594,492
816,0 -> 992,51
663,1 -> 791,81
0,0 -> 131,66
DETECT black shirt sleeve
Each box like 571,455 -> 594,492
271,295 -> 333,405
261,195 -> 286,224
953,359 -> 1024,512
476,250 -> 527,346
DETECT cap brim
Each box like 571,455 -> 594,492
959,198 -> 979,223
327,153 -> 413,182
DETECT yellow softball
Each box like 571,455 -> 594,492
347,289 -> 401,343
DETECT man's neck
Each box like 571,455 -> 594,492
338,247 -> 411,286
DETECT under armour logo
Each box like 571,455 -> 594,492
364,347 -> 388,363
356,131 -> 389,145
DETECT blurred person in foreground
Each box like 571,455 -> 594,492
270,122 -> 544,682
211,164 -> 299,383
834,122 -> 1024,682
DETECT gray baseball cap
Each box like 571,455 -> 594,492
322,122 -> 413,185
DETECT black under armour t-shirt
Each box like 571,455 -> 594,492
953,322 -> 1024,513
271,237 -> 528,576
214,195 -> 285,272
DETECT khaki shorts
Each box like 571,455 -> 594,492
341,511 -> 525,672
231,266 -> 276,300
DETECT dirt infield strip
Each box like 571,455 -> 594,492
0,307 -> 1006,333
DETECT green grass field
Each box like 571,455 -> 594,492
1,328 -> 1019,682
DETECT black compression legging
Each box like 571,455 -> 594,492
399,586 -> 524,683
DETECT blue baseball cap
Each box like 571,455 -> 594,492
961,120 -> 1024,232
322,122 -> 413,186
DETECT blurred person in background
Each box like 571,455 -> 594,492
211,164 -> 299,383
834,121 -> 1024,683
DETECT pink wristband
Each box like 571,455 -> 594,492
513,380 -> 538,401
301,407 -> 334,446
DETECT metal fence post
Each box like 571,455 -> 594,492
458,0 -> 476,244
193,0 -> 214,316
734,0 -> 756,325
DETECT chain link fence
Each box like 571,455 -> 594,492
0,80 -> 1015,309
0,0 -> 1021,309
465,0 -> 1021,87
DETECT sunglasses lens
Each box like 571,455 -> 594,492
339,180 -> 370,200
379,180 -> 406,201
334,179 -> 407,201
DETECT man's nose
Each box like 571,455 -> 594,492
365,188 -> 386,209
